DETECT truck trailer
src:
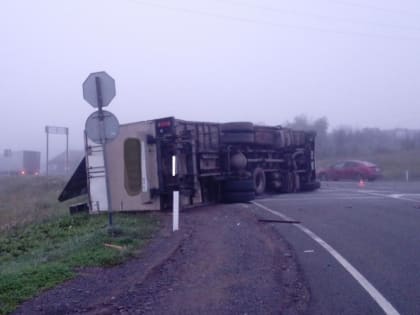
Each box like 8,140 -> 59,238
0,150 -> 41,176
59,117 -> 320,212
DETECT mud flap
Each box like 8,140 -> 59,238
294,172 -> 300,192
58,158 -> 87,202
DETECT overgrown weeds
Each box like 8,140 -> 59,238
0,213 -> 158,314
0,176 -> 70,232
0,176 -> 159,314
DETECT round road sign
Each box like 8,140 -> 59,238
83,71 -> 116,108
85,110 -> 120,144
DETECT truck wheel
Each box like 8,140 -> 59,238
254,129 -> 275,145
220,122 -> 254,132
220,132 -> 255,144
253,168 -> 266,195
318,173 -> 328,181
223,191 -> 255,203
302,181 -> 321,191
282,172 -> 295,193
274,131 -> 285,149
294,173 -> 300,192
223,179 -> 255,192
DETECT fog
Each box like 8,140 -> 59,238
2,0 -> 420,157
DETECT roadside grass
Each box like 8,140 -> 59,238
317,149 -> 420,180
0,176 -> 160,314
0,176 -> 70,232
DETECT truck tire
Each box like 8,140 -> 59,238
253,167 -> 266,195
318,173 -> 329,181
291,131 -> 304,146
223,191 -> 255,203
274,131 -> 285,149
282,129 -> 292,147
223,179 -> 255,192
220,122 -> 254,132
254,129 -> 275,145
220,132 -> 255,144
302,181 -> 321,191
282,172 -> 295,193
294,173 -> 301,192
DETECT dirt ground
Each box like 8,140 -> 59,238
14,203 -> 310,315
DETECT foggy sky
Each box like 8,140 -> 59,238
1,0 -> 420,156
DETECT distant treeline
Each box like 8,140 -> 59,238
285,115 -> 420,159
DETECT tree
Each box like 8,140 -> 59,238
285,115 -> 329,157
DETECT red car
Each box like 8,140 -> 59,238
317,160 -> 382,181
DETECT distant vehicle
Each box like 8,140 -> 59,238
317,160 -> 382,181
0,150 -> 41,176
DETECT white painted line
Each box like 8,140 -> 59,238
389,194 -> 405,199
319,187 -> 420,204
252,201 -> 400,315
258,196 -> 383,202
388,195 -> 419,202
304,250 -> 315,253
357,190 -> 400,194
329,187 -> 397,194
360,191 -> 420,203
319,188 -> 343,192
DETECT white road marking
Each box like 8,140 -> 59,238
323,187 -> 420,203
252,201 -> 401,315
389,194 -> 404,198
319,188 -> 343,192
303,250 -> 315,253
359,191 -> 420,203
357,189 -> 401,194
258,196 -> 382,202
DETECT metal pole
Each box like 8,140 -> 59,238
172,155 -> 179,231
95,76 -> 104,119
96,76 -> 113,228
46,127 -> 49,177
66,129 -> 69,174
173,191 -> 179,231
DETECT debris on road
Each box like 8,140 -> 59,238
259,219 -> 301,224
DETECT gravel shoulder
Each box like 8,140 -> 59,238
14,203 -> 310,315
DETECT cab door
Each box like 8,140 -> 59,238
104,123 -> 160,211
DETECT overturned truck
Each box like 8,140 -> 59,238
59,117 -> 320,212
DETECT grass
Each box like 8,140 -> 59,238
317,149 -> 420,180
0,176 -> 160,314
0,176 -> 71,232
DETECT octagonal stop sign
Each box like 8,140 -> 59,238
83,71 -> 116,108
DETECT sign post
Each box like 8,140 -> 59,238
45,126 -> 69,176
172,155 -> 179,231
83,71 -> 119,229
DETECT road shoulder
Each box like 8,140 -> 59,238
14,203 -> 309,315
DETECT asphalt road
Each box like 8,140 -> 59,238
252,180 -> 420,315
